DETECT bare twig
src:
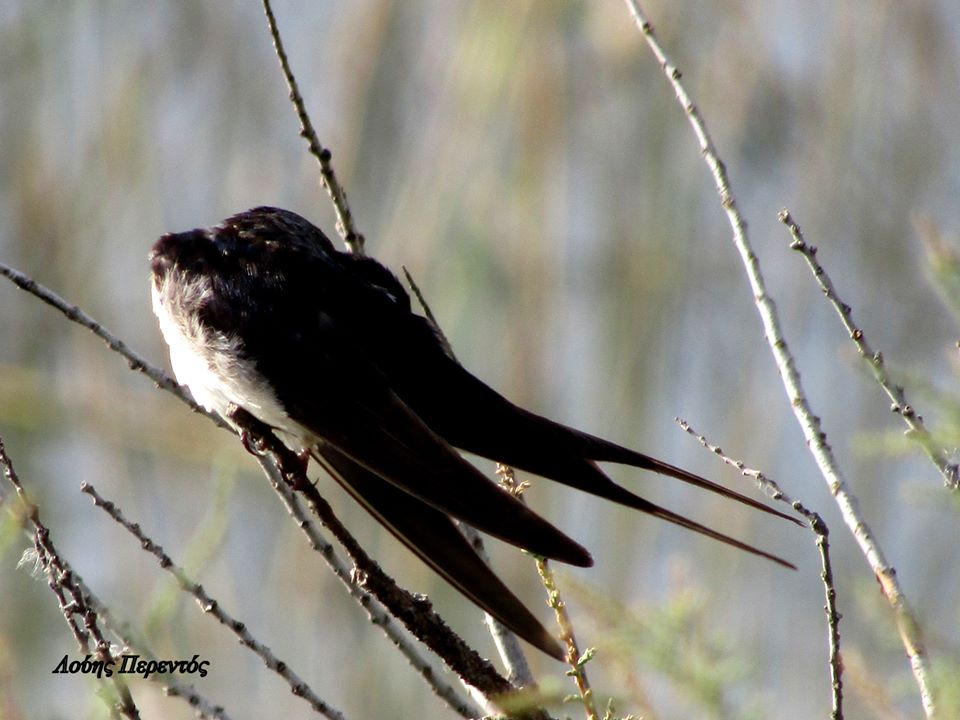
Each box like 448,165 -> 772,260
257,454 -> 485,718
536,557 -> 597,720
0,260 -> 218,425
160,685 -> 231,720
401,266 -> 458,361
676,419 -> 843,720
463,522 -> 537,689
248,14 -> 523,695
1,437 -> 142,720
779,209 -> 960,491
257,3 -> 552,708
260,0 -> 364,253
228,408 -> 540,716
623,2 -> 936,714
4,478 -> 229,718
496,466 -> 595,719
81,482 -> 348,720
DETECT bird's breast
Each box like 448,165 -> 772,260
151,272 -> 313,450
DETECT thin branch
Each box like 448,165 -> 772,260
257,453 -> 485,718
534,555 -> 597,720
676,419 -> 843,720
0,260 -> 219,426
401,266 -> 458,361
779,209 -> 960,491
260,0 -> 364,254
496,465 -> 595,719
81,482 -> 349,720
1,437 -> 142,720
255,5 -> 517,700
623,2 -> 936,714
159,685 -> 230,720
463,522 -> 537,689
228,408 -> 538,713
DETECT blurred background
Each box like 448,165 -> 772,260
2,1 -> 959,718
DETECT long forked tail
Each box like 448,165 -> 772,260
507,424 -> 801,568
386,354 -> 799,566
581,436 -> 803,526
516,446 -> 798,568
439,402 -> 799,567
415,361 -> 800,530
625,492 -> 796,569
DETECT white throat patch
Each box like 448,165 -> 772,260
151,270 -> 312,450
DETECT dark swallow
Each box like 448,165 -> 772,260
150,206 -> 797,661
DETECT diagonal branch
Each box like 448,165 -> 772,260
676,419 -> 844,720
227,408 -> 534,709
256,455 -> 485,718
81,482 -> 348,720
260,0 -> 364,254
401,265 -> 538,687
779,209 -> 959,490
0,261 -> 204,418
622,1 -> 936,715
1,437 -> 142,720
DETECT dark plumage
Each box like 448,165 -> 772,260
150,206 -> 796,661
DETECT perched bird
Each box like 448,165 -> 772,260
150,206 -> 796,661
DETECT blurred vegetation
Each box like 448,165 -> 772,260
2,1 -> 960,718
